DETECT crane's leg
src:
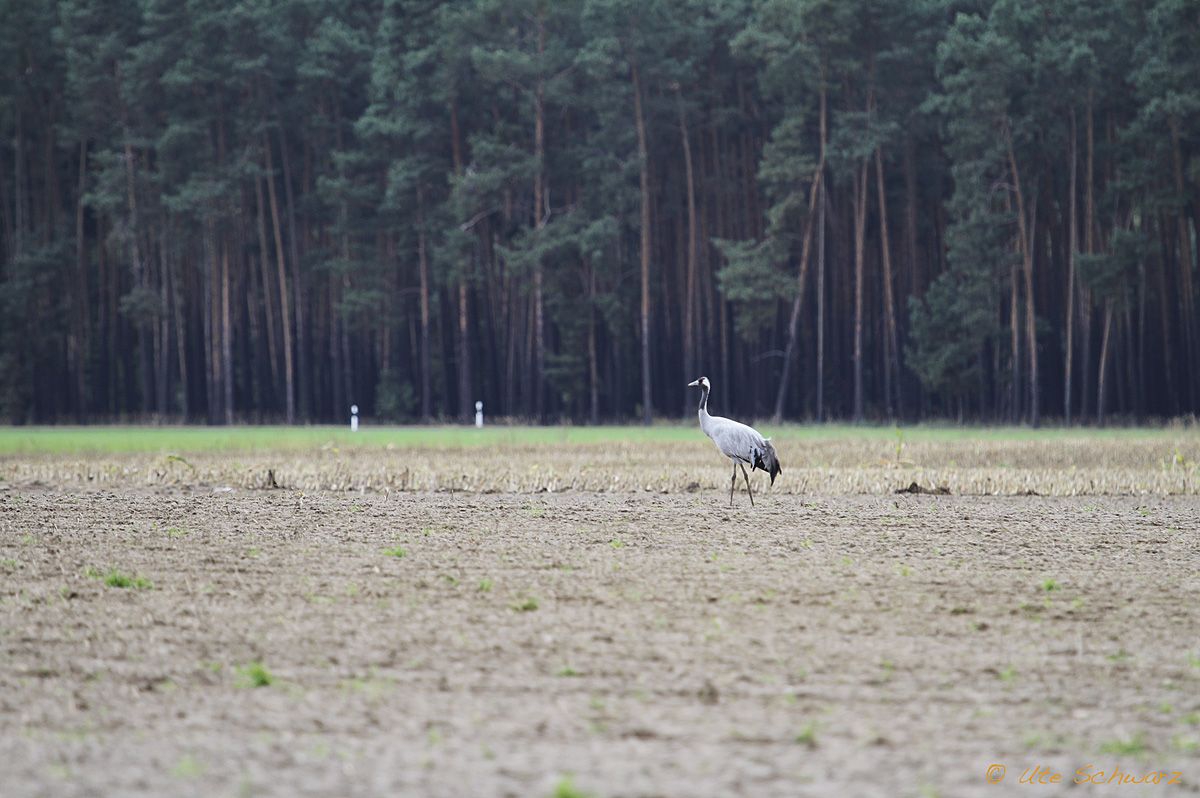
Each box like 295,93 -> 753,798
730,462 -> 738,507
740,463 -> 755,507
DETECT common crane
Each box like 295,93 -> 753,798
688,377 -> 782,506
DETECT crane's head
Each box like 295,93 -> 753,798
687,377 -> 710,391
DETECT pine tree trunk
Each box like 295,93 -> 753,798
1136,256 -> 1146,418
278,127 -> 307,420
524,286 -> 535,416
853,158 -> 868,422
458,279 -> 471,422
1065,109 -> 1077,424
381,234 -> 394,379
95,218 -> 107,414
156,229 -> 169,418
1154,212 -> 1177,414
505,280 -> 517,416
221,239 -> 234,425
264,133 -> 295,423
533,13 -> 547,421
1006,130 -> 1038,426
586,255 -> 600,424
632,61 -> 652,425
1080,96 -> 1095,420
0,141 -> 13,270
254,170 -> 281,396
121,133 -> 153,417
1024,191 -> 1039,427
1097,300 -> 1113,425
73,140 -> 89,420
203,222 -> 216,423
1170,122 -> 1197,409
332,98 -> 353,416
1009,227 -> 1021,421
773,83 -> 826,422
246,254 -> 264,412
13,103 -> 24,264
903,138 -> 920,296
417,189 -> 432,421
330,272 -> 343,419
875,145 -> 902,420
341,273 -> 353,412
816,180 -> 826,422
448,101 -> 473,423
1122,303 -> 1136,416
171,234 -> 188,420
677,87 -> 698,410
772,171 -> 823,422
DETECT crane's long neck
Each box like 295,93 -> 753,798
698,384 -> 712,426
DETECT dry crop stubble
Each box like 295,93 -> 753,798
2,432 -> 1198,496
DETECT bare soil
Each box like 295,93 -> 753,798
2,485 -> 1199,797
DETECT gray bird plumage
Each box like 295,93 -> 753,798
688,376 -> 781,506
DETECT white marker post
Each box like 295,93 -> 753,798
475,401 -> 484,428
350,404 -> 359,432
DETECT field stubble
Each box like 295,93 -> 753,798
3,431 -> 1200,496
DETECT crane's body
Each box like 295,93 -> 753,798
688,377 -> 781,506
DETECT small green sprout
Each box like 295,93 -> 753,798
236,662 -> 274,688
511,596 -> 539,612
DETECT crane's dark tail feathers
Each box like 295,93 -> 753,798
753,439 -> 783,486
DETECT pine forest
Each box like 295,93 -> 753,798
2,0 -> 1198,425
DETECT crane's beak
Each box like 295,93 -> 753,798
687,379 -> 700,388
